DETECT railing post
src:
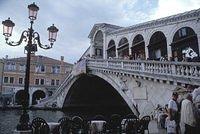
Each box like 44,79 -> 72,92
106,60 -> 109,67
171,64 -> 176,75
121,61 -> 124,69
141,62 -> 145,72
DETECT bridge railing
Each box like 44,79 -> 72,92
86,59 -> 200,79
38,72 -> 74,104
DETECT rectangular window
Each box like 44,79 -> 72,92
19,78 -> 23,84
4,77 -> 9,83
19,64 -> 26,71
56,80 -> 59,86
40,79 -> 45,85
35,79 -> 39,85
52,66 -> 60,74
51,79 -> 55,86
4,62 -> 16,71
40,65 -> 45,72
35,64 -> 45,73
10,77 -> 14,84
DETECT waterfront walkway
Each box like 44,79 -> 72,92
148,120 -> 166,134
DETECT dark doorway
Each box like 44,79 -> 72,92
148,31 -> 167,60
32,90 -> 46,105
63,75 -> 132,118
15,90 -> 24,105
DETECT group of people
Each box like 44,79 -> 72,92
166,86 -> 200,134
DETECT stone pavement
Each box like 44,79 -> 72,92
148,120 -> 166,134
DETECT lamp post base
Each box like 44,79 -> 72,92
16,110 -> 31,131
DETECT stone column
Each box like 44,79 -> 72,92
90,41 -> 95,57
167,37 -> 172,60
144,40 -> 149,59
198,34 -> 200,55
103,33 -> 107,59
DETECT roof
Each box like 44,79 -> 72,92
88,23 -> 123,39
2,55 -> 73,66
108,8 -> 200,35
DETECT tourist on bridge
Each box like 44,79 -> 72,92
180,93 -> 196,134
168,92 -> 180,134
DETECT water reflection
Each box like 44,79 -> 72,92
0,110 -> 64,134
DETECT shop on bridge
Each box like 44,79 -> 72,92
117,37 -> 129,59
131,34 -> 146,60
107,40 -> 116,58
93,31 -> 103,59
148,31 -> 168,61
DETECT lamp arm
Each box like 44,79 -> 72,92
33,32 -> 52,49
6,31 -> 29,46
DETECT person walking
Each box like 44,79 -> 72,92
180,93 -> 196,134
168,92 -> 179,134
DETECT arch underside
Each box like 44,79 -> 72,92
62,74 -> 133,117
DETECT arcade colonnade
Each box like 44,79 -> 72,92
14,88 -> 47,105
89,9 -> 200,61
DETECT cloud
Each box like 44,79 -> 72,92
0,0 -> 199,63
151,0 -> 200,19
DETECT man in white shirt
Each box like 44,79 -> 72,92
168,92 -> 179,133
180,93 -> 196,134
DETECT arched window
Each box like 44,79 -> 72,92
107,40 -> 116,58
148,31 -> 167,60
94,31 -> 103,58
117,37 -> 129,58
171,27 -> 199,61
131,34 -> 145,60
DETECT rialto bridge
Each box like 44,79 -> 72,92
36,9 -> 200,117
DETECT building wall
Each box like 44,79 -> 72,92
1,55 -> 73,105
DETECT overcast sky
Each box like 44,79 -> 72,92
0,0 -> 199,63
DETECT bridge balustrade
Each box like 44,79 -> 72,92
86,59 -> 200,80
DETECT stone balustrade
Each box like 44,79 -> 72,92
86,58 -> 200,85
38,73 -> 74,105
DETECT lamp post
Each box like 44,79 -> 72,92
2,2 -> 58,131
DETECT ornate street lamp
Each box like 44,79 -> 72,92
2,2 -> 58,131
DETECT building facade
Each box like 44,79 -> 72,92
0,54 -> 73,106
88,8 -> 200,62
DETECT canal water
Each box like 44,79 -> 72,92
0,109 -> 65,134
0,108 -> 131,134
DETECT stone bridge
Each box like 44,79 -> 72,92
36,9 -> 200,117
36,58 -> 200,117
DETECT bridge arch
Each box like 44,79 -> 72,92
131,34 -> 145,60
148,31 -> 167,60
107,39 -> 116,58
171,26 -> 199,61
62,73 -> 139,116
117,37 -> 129,58
93,30 -> 103,58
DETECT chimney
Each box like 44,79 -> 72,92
61,56 -> 64,61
